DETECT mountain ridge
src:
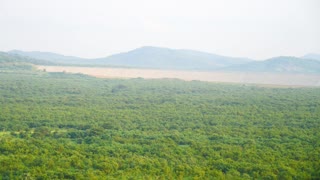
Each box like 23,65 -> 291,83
92,46 -> 252,70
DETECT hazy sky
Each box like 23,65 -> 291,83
0,0 -> 319,60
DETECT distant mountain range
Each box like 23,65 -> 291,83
4,47 -> 320,73
8,47 -> 252,70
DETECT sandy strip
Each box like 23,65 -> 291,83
36,66 -> 320,87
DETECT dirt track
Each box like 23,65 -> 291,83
36,66 -> 320,87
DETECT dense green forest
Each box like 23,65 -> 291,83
0,67 -> 319,179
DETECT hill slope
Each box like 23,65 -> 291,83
92,46 -> 252,70
302,53 -> 320,61
8,50 -> 89,64
0,51 -> 54,65
223,56 -> 320,73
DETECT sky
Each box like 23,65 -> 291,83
0,0 -> 319,60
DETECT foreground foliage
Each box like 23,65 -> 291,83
0,70 -> 319,179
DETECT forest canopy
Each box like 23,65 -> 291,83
0,68 -> 319,179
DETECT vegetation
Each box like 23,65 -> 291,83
0,67 -> 319,179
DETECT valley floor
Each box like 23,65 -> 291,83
37,65 -> 320,87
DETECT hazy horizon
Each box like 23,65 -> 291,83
1,0 -> 319,60
5,46 -> 320,61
